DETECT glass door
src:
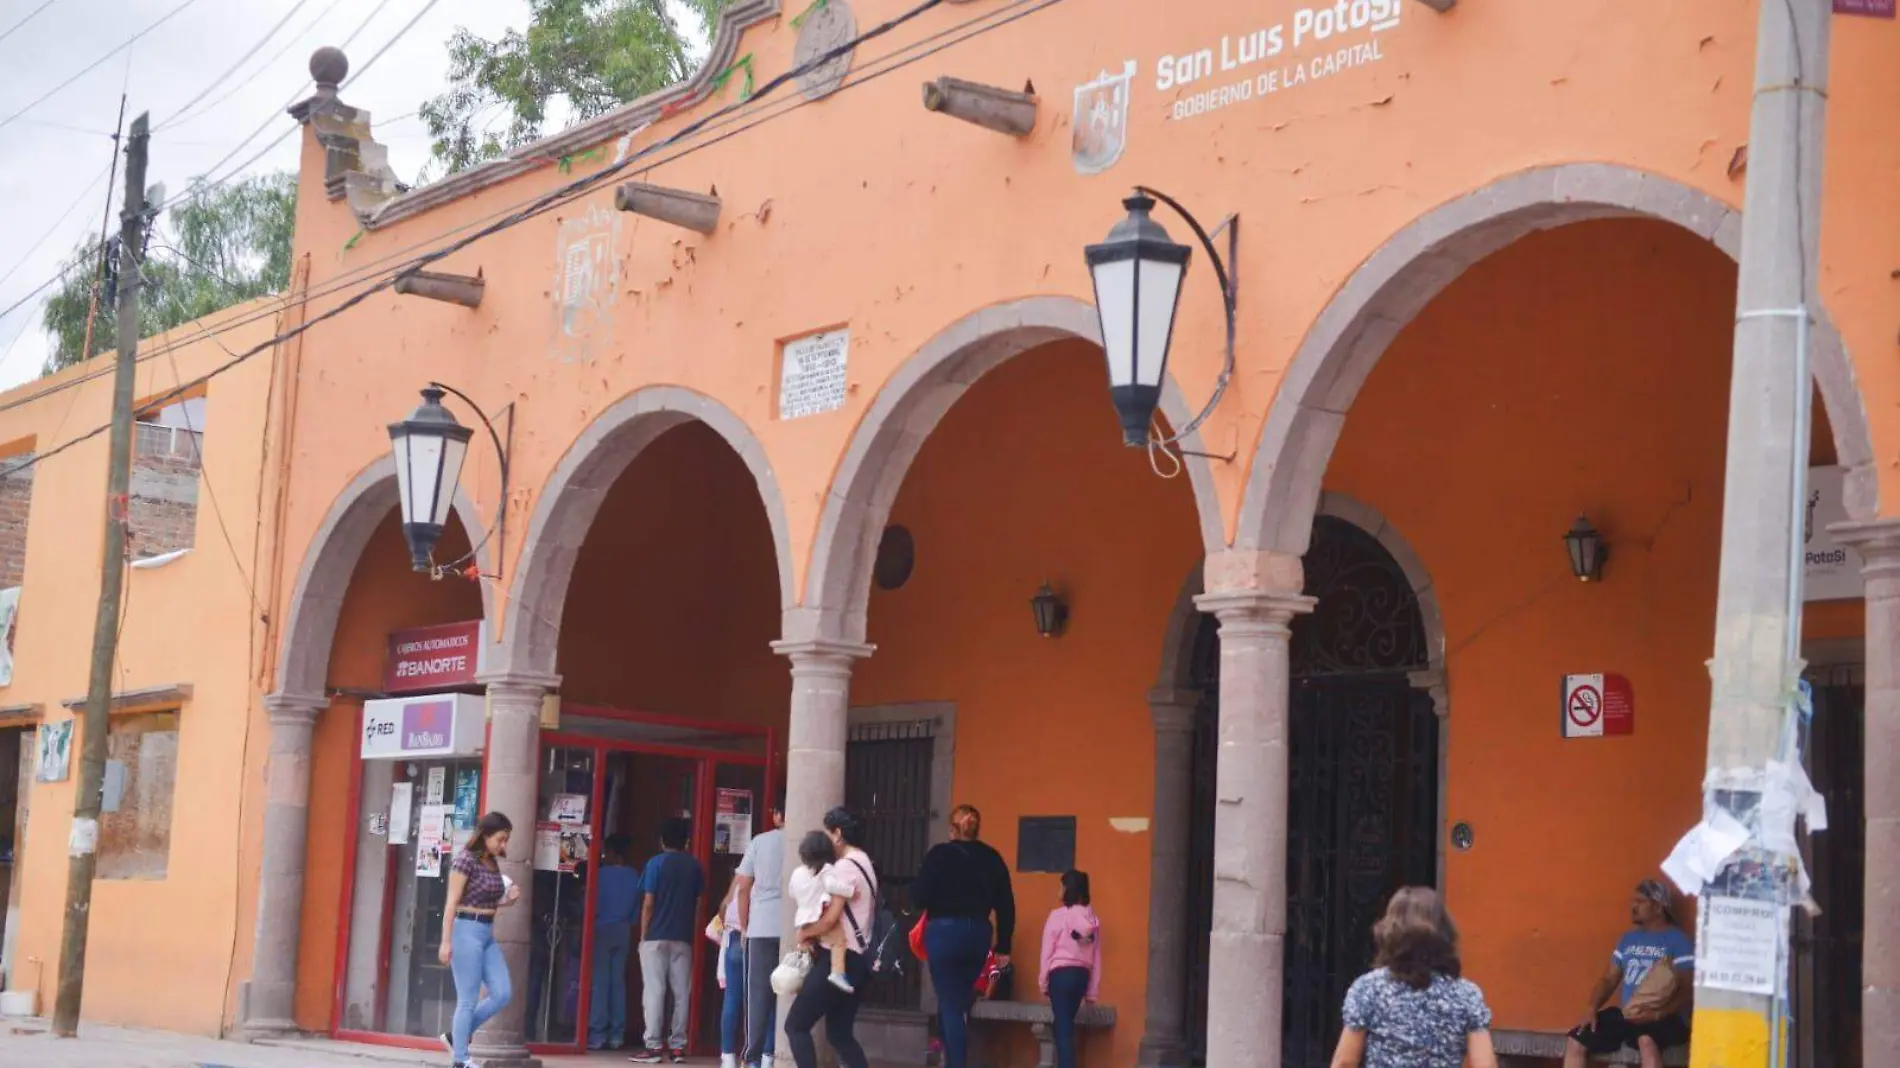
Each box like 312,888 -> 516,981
525,744 -> 596,1048
337,755 -> 483,1042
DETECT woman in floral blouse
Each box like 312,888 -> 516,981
1330,887 -> 1498,1068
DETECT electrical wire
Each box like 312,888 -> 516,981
159,0 -> 351,132
0,164 -> 111,292
146,0 -> 411,220
0,1 -> 55,49
5,0 -> 1065,454
153,0 -> 314,132
0,0 -> 205,134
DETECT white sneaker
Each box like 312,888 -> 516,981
827,972 -> 856,993
722,1056 -> 739,1068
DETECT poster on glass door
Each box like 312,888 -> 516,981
715,788 -> 753,855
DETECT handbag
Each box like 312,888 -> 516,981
770,950 -> 812,997
909,911 -> 930,961
973,952 -> 1013,1000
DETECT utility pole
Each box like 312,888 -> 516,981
77,94 -> 129,366
1694,1 -> 1829,1066
52,111 -> 149,1039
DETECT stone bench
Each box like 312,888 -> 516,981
968,999 -> 1116,1068
1494,1028 -> 1689,1066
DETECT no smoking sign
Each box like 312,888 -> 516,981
1561,673 -> 1634,738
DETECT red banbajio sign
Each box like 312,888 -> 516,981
1836,0 -> 1895,17
383,621 -> 483,693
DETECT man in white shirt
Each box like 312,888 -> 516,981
732,792 -> 785,1068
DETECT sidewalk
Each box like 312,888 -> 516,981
0,1020 -> 630,1068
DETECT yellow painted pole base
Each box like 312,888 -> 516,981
1688,1006 -> 1783,1068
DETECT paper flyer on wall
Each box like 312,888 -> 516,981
389,782 -> 414,845
533,822 -> 563,872
714,787 -> 753,855
548,793 -> 588,824
427,766 -> 447,804
416,804 -> 451,877
1697,895 -> 1781,995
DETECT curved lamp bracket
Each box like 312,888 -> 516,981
1134,185 -> 1238,454
427,380 -> 512,581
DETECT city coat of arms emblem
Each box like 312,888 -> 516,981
1072,60 -> 1137,176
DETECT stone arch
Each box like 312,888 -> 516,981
1237,163 -> 1879,556
497,385 -> 795,679
271,455 -> 495,704
246,456 -> 492,1034
796,296 -> 1229,646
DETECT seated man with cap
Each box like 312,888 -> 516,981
1564,879 -> 1694,1068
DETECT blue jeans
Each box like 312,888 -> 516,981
924,917 -> 993,1068
588,922 -> 632,1048
1047,967 -> 1090,1068
720,934 -> 746,1054
450,918 -> 512,1062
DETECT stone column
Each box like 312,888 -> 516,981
1194,551 -> 1312,1068
1139,688 -> 1201,1068
768,637 -> 873,1066
242,691 -> 329,1035
470,672 -> 557,1067
1832,519 -> 1900,1068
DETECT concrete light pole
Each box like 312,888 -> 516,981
1694,1 -> 1830,1065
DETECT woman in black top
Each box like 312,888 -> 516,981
911,804 -> 1015,1068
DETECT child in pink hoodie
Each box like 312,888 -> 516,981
1039,870 -> 1101,1068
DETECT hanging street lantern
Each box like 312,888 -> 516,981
1564,514 -> 1609,583
1030,583 -> 1070,639
388,386 -> 474,573
1085,193 -> 1192,446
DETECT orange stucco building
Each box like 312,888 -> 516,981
2,2 -> 1898,1068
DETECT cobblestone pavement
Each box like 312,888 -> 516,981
0,1020 -> 649,1068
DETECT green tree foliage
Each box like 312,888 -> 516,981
39,171 -> 297,375
420,0 -> 732,176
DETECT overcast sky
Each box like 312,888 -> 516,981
0,0 -> 703,392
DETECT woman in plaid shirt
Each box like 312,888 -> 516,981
438,812 -> 522,1067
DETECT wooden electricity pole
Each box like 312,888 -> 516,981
52,111 -> 149,1038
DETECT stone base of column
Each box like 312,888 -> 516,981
237,978 -> 300,1039
1137,1031 -> 1190,1067
466,1043 -> 541,1068
1204,929 -> 1284,1068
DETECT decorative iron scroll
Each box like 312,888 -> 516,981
1291,516 -> 1429,677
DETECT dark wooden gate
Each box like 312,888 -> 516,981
845,718 -> 935,1010
1791,665 -> 1864,1068
1187,516 -> 1438,1067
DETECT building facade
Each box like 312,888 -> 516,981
2,2 -> 1898,1068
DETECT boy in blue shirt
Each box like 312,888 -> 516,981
1565,879 -> 1695,1068
632,817 -> 703,1063
588,835 -> 642,1050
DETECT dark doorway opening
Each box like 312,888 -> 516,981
845,718 -> 936,1012
1186,515 -> 1439,1067
1792,664 -> 1864,1068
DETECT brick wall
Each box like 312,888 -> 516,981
128,425 -> 200,559
0,456 -> 34,590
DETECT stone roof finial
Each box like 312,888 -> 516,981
310,46 -> 348,94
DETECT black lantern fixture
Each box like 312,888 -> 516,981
388,383 -> 510,577
1085,187 -> 1237,450
1564,515 -> 1609,583
1030,584 -> 1069,639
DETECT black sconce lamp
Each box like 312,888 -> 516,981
1030,584 -> 1070,639
1564,515 -> 1609,583
388,383 -> 511,578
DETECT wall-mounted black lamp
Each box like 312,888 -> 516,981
1084,187 -> 1237,453
1564,515 -> 1609,583
388,383 -> 511,578
1030,584 -> 1069,639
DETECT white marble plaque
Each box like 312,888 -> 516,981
779,329 -> 850,420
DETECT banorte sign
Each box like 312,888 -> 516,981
383,620 -> 485,694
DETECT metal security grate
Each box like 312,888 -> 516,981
845,718 -> 936,1009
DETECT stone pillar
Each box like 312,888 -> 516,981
768,637 -> 873,1066
1194,551 -> 1312,1068
1139,688 -> 1201,1068
470,673 -> 557,1067
242,691 -> 328,1035
1832,519 -> 1900,1068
